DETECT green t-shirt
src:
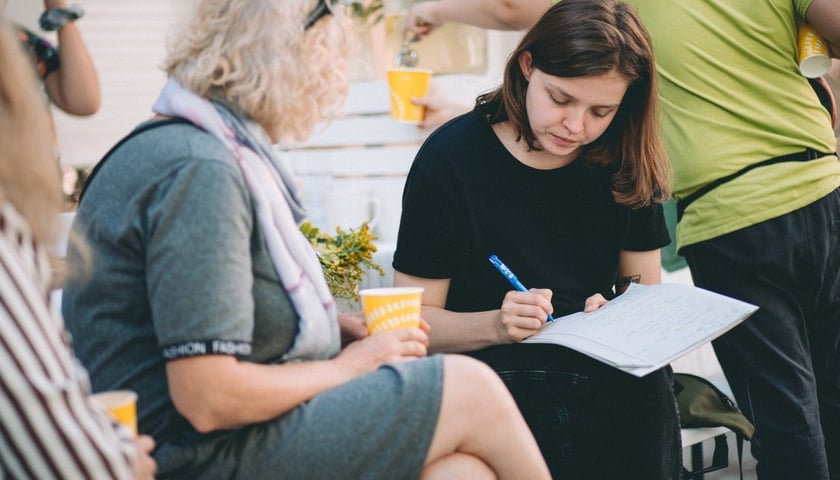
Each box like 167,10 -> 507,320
626,0 -> 839,249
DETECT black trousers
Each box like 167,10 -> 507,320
468,343 -> 682,480
683,187 -> 840,480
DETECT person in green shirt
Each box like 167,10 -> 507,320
628,3 -> 839,479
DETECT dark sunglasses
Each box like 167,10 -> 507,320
304,0 -> 331,30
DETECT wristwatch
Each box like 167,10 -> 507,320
39,4 -> 85,31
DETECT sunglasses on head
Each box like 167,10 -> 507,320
304,0 -> 331,30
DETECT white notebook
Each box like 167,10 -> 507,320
523,283 -> 758,377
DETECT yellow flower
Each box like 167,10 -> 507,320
300,221 -> 385,300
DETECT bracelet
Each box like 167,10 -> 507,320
39,4 -> 85,31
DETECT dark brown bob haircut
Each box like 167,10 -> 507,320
476,0 -> 670,206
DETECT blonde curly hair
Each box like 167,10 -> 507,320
163,0 -> 353,144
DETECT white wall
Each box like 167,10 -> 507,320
5,1 -> 41,32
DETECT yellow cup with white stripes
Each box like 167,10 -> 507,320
797,22 -> 831,78
360,287 -> 423,335
90,390 -> 138,438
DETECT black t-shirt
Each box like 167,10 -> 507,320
393,110 -> 669,317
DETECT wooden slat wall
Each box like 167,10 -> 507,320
277,74 -> 500,243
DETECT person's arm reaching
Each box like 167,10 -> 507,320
412,82 -> 471,131
41,0 -> 100,115
406,0 -> 552,38
403,0 -> 553,130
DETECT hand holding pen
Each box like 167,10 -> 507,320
489,255 -> 555,323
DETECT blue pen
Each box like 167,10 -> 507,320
488,254 -> 555,322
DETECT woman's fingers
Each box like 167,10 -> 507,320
502,290 -> 553,322
583,293 -> 608,312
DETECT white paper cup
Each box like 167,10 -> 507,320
798,23 -> 831,78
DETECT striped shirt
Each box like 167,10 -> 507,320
0,203 -> 134,479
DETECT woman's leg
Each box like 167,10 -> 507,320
422,355 -> 551,480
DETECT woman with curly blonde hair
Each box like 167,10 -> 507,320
61,1 -> 550,478
163,0 -> 350,144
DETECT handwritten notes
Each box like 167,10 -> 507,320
523,283 -> 758,377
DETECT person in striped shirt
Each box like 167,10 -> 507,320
0,19 -> 156,479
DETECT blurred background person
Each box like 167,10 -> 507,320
12,0 -> 100,116
0,17 -> 155,480
7,0 -> 100,210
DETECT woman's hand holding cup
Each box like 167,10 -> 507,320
335,325 -> 430,377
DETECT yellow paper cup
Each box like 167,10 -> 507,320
90,390 -> 138,438
360,287 -> 423,334
386,68 -> 432,123
797,23 -> 831,78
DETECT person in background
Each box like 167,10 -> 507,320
633,3 -> 839,478
402,0 -> 551,131
408,0 -> 840,138
9,0 -> 100,210
14,0 -> 100,116
405,0 -> 840,477
393,1 -> 680,478
405,0 -> 548,37
61,1 -> 551,479
0,18 -> 155,480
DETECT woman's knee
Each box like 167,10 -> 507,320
441,354 -> 516,411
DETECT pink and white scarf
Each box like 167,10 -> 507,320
152,79 -> 339,362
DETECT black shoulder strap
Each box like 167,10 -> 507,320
78,118 -> 192,203
676,149 -> 837,220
